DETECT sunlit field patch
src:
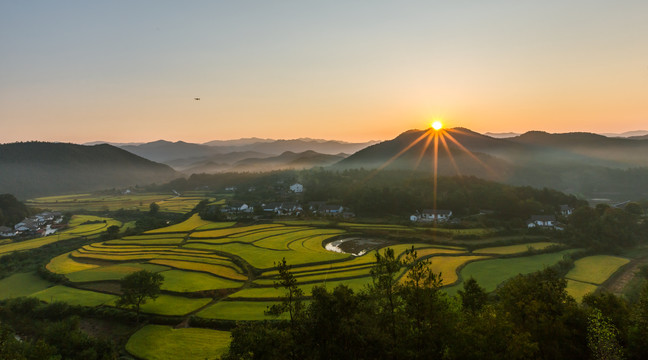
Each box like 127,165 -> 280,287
401,255 -> 491,286
126,325 -> 231,360
474,242 -> 558,255
145,213 -> 212,233
566,279 -> 598,302
565,255 -> 630,285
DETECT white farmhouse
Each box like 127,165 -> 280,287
412,209 -> 453,222
527,215 -> 556,228
289,183 -> 304,193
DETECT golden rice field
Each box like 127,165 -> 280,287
27,193 -> 213,214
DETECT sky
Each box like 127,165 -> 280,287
1,1 -> 647,143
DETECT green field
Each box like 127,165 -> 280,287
0,272 -> 53,300
444,249 -> 578,294
126,325 -> 231,360
137,295 -> 212,316
565,255 -> 630,285
32,285 -> 116,307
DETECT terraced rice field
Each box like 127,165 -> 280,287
126,325 -> 231,360
563,255 -> 630,301
66,263 -> 168,282
0,215 -> 121,255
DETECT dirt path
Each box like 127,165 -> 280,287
601,255 -> 648,295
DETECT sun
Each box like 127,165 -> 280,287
431,120 -> 443,131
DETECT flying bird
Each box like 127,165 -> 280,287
194,97 -> 200,101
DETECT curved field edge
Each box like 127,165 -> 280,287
444,249 -> 579,294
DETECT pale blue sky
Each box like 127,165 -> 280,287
1,1 -> 647,143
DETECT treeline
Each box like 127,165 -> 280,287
148,169 -> 586,222
0,298 -> 118,360
0,194 -> 37,227
565,203 -> 648,252
223,249 -> 648,360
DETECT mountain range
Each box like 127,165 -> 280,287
117,138 -> 376,172
3,129 -> 647,200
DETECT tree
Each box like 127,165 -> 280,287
458,277 -> 488,315
116,270 -> 164,323
265,258 -> 305,360
369,247 -> 402,346
587,308 -> 625,360
104,225 -> 120,239
149,202 -> 160,215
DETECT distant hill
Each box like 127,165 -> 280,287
121,140 -> 221,164
628,134 -> 648,140
0,142 -> 178,199
202,138 -> 274,147
187,150 -> 345,174
484,132 -> 520,138
508,131 -> 648,168
599,130 -> 648,138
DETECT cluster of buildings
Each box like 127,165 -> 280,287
0,211 -> 64,238
409,205 -> 575,229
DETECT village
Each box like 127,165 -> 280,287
0,211 -> 64,238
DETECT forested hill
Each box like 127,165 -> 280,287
0,142 -> 179,199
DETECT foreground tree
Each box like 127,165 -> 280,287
116,270 -> 164,323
